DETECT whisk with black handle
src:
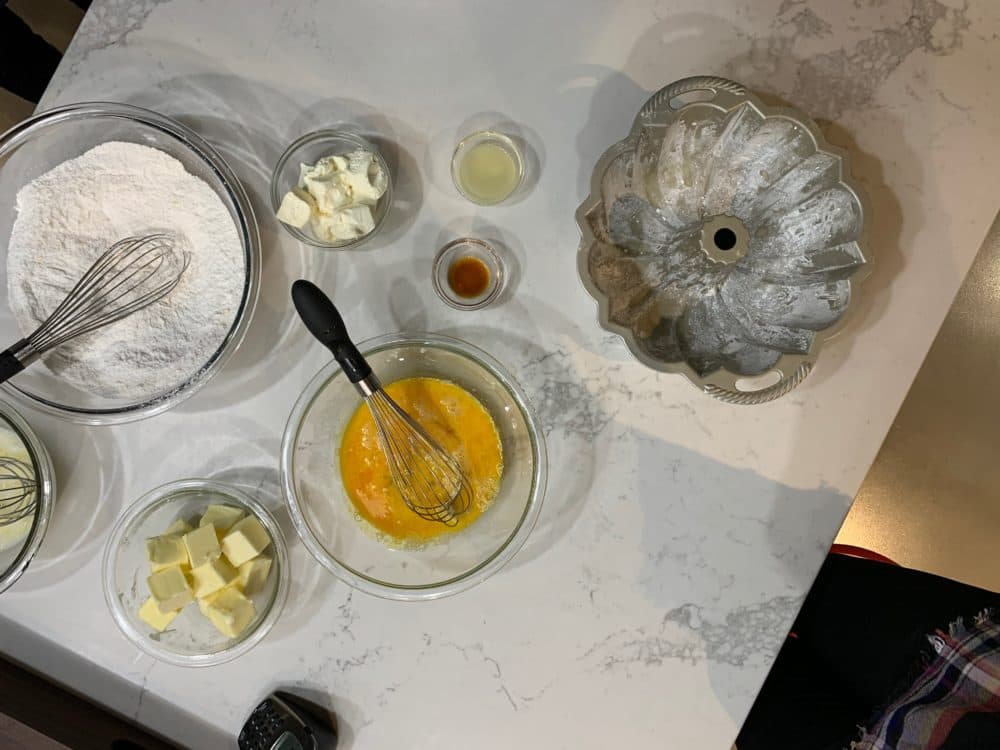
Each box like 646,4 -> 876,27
0,457 -> 36,528
291,279 -> 474,525
0,234 -> 190,384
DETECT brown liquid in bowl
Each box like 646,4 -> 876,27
447,256 -> 490,298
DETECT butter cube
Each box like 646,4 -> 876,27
236,555 -> 272,595
138,597 -> 180,632
190,557 -> 238,599
199,504 -> 245,535
147,566 -> 193,613
197,595 -> 213,616
203,587 -> 256,638
145,533 -> 188,572
221,515 -> 271,567
183,523 -> 221,568
165,518 -> 193,535
275,188 -> 314,228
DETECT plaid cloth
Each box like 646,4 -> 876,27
852,609 -> 1000,750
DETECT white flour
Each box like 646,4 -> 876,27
7,142 -> 245,401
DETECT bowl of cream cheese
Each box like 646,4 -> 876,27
270,130 -> 393,249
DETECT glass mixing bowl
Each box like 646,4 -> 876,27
102,479 -> 289,667
0,400 -> 55,594
281,333 -> 546,600
0,102 -> 261,424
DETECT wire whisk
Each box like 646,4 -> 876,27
292,279 -> 473,525
0,457 -> 37,528
360,380 -> 474,524
0,234 -> 190,383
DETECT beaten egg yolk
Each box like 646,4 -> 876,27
339,377 -> 503,542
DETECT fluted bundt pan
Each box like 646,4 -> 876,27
577,76 -> 870,404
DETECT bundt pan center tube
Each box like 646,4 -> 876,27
577,76 -> 871,404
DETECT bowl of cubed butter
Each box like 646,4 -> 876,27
269,129 -> 393,249
102,479 -> 289,667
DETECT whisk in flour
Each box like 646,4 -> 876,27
6,141 -> 246,401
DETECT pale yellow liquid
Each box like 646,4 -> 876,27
457,141 -> 520,204
0,430 -> 34,552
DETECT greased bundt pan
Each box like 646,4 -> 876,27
577,76 -> 870,404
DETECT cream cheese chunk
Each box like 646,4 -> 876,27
276,150 -> 386,242
275,188 -> 314,228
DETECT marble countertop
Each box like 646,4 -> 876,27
3,0 -> 1000,747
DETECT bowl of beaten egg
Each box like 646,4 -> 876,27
281,333 -> 547,600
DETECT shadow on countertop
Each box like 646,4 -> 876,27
10,414 -> 123,593
557,5 -> 949,733
127,72 -> 321,414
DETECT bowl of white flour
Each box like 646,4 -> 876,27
0,102 -> 260,424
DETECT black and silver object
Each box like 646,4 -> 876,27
0,234 -> 189,383
238,692 -> 338,750
291,279 -> 474,525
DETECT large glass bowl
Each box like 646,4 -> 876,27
0,400 -> 55,594
0,102 -> 261,424
281,333 -> 547,600
102,479 -> 290,667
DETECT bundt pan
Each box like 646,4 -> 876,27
577,76 -> 870,404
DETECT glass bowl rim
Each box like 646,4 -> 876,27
280,331 -> 547,601
101,478 -> 290,667
431,237 -> 505,311
268,129 -> 393,250
0,101 -> 262,425
0,400 -> 55,595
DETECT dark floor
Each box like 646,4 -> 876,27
0,0 -> 84,129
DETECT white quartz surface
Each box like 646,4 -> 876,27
3,0 -> 1000,747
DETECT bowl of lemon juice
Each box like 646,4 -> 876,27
450,130 -> 524,205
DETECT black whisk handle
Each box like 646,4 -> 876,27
0,341 -> 27,384
291,280 -> 372,384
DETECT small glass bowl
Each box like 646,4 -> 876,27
281,333 -> 547,601
102,479 -> 289,667
270,130 -> 393,249
0,400 -> 55,595
450,130 -> 524,205
432,238 -> 505,310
